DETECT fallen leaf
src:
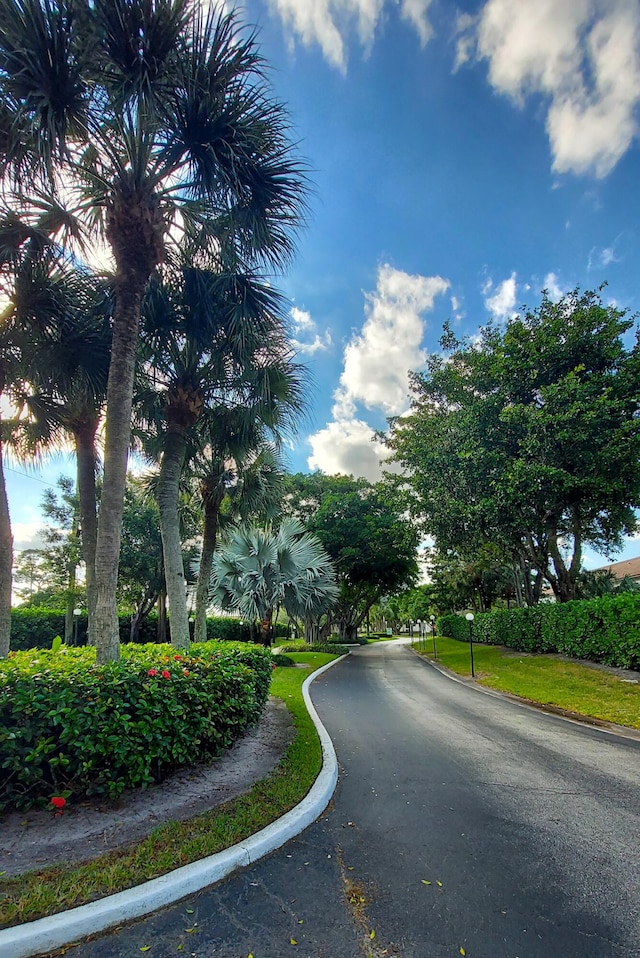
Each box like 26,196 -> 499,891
460,948 -> 466,956
185,927 -> 197,933
436,880 -> 443,887
290,938 -> 298,945
421,880 -> 431,885
298,919 -> 304,924
177,946 -> 183,952
369,929 -> 376,940
140,948 -> 151,953
186,908 -> 194,914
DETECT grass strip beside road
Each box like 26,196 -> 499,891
414,636 -> 640,729
0,651 -> 339,929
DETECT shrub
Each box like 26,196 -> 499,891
278,640 -> 349,655
0,641 -> 272,812
436,593 -> 640,669
272,653 -> 295,667
10,608 -> 70,651
8,610 -> 290,650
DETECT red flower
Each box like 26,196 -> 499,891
174,654 -> 182,660
272,662 -> 277,671
50,796 -> 66,809
161,669 -> 171,679
148,668 -> 157,677
182,669 -> 190,677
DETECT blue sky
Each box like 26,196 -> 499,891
7,0 -> 640,570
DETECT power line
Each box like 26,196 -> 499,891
4,466 -> 68,489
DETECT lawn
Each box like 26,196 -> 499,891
413,635 -> 640,729
0,651 -> 340,929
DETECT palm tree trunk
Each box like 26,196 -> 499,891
157,590 -> 167,643
0,427 -> 12,658
194,490 -> 224,644
63,554 -> 77,644
92,280 -> 145,663
93,184 -> 165,663
157,426 -> 190,650
74,421 -> 99,628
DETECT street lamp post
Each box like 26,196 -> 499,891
465,612 -> 475,677
430,614 -> 436,658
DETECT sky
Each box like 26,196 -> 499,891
6,0 -> 640,571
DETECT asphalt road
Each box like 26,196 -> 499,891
79,640 -> 640,958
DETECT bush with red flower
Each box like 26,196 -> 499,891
0,640 -> 272,812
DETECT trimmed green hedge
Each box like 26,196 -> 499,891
0,640 -> 272,812
8,609 -> 290,651
437,593 -> 640,669
278,640 -> 350,655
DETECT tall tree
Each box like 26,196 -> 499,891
135,264 -> 304,649
0,210 -> 74,656
385,288 -> 640,601
284,474 -> 420,641
15,260 -> 112,627
0,2 -> 307,661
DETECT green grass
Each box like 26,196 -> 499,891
0,652 -> 340,930
414,636 -> 640,729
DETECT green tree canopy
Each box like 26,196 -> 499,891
385,287 -> 640,602
0,1 -> 308,661
284,473 -> 420,641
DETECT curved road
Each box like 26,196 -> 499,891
81,640 -> 640,958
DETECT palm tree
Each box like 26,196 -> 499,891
192,440 -> 285,644
16,269 -> 112,628
135,262 -> 305,649
0,2 -> 307,662
0,209 -> 78,656
211,518 -> 339,645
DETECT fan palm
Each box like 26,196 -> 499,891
211,518 -> 339,645
192,439 -> 285,644
0,1 -> 307,661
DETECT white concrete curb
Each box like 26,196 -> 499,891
0,654 -> 347,958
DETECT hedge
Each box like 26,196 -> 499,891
437,592 -> 640,669
0,640 -> 273,812
8,609 -> 290,651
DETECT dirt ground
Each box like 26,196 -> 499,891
0,697 -> 294,878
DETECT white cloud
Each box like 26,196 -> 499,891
454,12 -> 478,69
400,0 -> 434,47
333,264 -> 449,419
265,0 -> 434,71
484,271 -> 517,319
308,418 -> 392,480
307,263 -> 448,480
289,306 -> 332,354
450,293 -> 465,321
12,520 -> 45,552
543,271 -> 564,300
464,0 -> 640,178
291,306 -> 315,332
588,240 -> 622,270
